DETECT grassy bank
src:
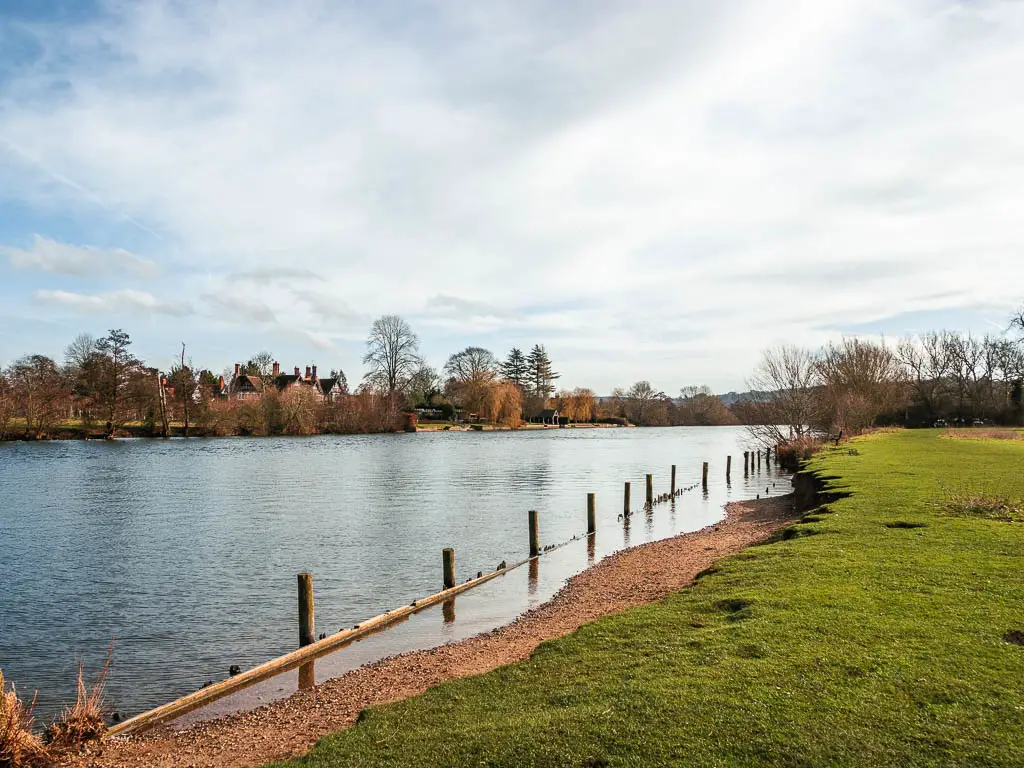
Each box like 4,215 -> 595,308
270,429 -> 1024,767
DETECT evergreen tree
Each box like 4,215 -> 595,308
526,344 -> 559,398
501,347 -> 529,388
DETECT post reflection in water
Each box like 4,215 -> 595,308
623,513 -> 631,547
528,558 -> 539,597
298,661 -> 315,690
586,534 -> 595,566
442,597 -> 456,625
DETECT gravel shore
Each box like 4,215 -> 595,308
68,494 -> 796,768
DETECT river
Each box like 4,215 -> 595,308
0,426 -> 788,724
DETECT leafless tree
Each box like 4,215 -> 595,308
0,370 -> 13,439
745,345 -> 821,445
170,342 -> 196,437
244,350 -> 276,379
444,347 -> 498,416
816,338 -> 905,434
624,380 -> 664,425
362,315 -> 423,395
897,332 -> 952,421
8,355 -> 69,437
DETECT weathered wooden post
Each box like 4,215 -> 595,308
743,451 -> 748,472
587,493 -> 596,535
671,465 -> 677,496
442,547 -> 455,590
529,509 -> 539,557
726,455 -> 732,480
757,450 -> 762,470
702,461 -> 709,490
297,573 -> 315,648
624,482 -> 631,516
646,474 -> 653,506
765,446 -> 771,465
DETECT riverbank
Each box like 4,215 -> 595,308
252,429 -> 1022,768
62,495 -> 796,767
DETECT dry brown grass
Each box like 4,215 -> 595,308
0,670 -> 47,768
942,484 -> 1024,523
42,649 -> 110,755
943,428 -> 1024,441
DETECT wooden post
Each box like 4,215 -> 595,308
442,547 -> 455,590
646,474 -> 653,506
702,461 -> 709,490
726,455 -> 732,480
757,450 -> 762,470
766,446 -> 771,465
670,464 -> 677,495
587,493 -> 596,534
297,573 -> 315,648
744,451 -> 749,472
624,482 -> 631,516
529,509 -> 539,557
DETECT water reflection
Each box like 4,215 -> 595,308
0,427 -> 788,721
442,598 -> 456,625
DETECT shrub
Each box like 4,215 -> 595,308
1,670 -> 46,768
43,650 -> 110,754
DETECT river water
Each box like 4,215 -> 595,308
0,426 -> 789,724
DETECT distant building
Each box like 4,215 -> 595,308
227,362 -> 344,402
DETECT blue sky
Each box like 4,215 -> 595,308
1,0 -> 1021,393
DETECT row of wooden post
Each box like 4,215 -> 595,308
296,450 -> 778,651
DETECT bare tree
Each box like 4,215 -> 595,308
170,342 -> 196,437
444,347 -> 498,416
362,315 -> 423,395
745,345 -> 821,445
624,380 -> 664,425
8,355 -> 69,437
816,338 -> 905,434
0,369 -> 13,439
897,332 -> 952,422
244,350 -> 275,379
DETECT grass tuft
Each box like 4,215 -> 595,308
43,646 -> 111,753
942,485 -> 1024,522
0,670 -> 46,768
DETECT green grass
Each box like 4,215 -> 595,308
271,430 -> 1024,767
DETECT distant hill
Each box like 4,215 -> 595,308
717,390 -> 770,406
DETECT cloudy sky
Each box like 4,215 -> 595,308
1,0 -> 1021,393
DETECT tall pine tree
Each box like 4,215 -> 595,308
526,344 -> 559,398
501,348 -> 528,388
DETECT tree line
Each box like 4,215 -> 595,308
0,314 -> 734,439
741,309 -> 1024,448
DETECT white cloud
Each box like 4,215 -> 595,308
1,0 -> 1023,390
34,288 -> 191,316
5,234 -> 159,278
201,293 -> 277,324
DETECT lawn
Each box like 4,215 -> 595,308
272,429 -> 1024,767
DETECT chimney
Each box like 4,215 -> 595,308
305,365 -> 312,379
272,361 -> 280,377
311,365 -> 317,380
294,367 -> 300,377
234,363 -> 240,377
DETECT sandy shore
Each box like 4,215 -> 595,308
67,494 -> 796,768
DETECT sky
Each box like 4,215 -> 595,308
1,0 -> 1022,394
